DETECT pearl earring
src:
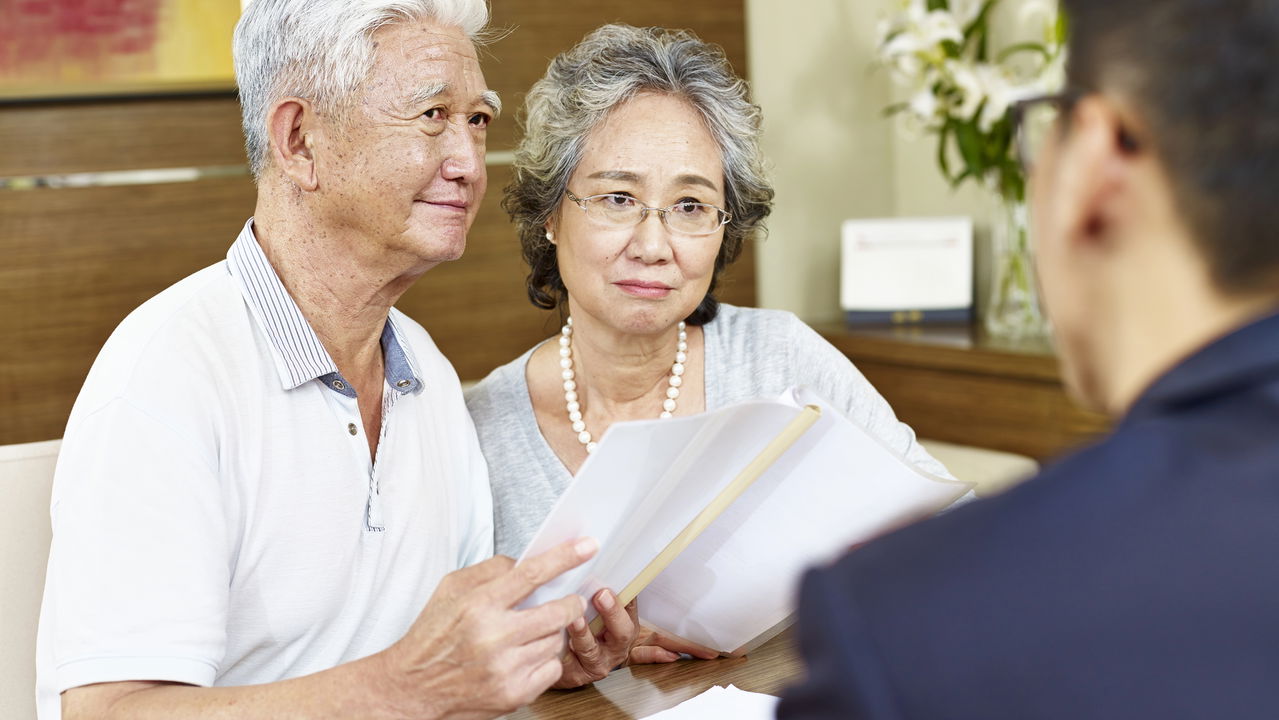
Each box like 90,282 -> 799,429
546,230 -> 555,243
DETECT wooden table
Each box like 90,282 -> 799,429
816,322 -> 1110,461
505,630 -> 801,719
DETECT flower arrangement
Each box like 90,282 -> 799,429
877,0 -> 1066,203
876,0 -> 1066,338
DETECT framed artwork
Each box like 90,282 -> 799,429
840,216 -> 975,326
0,0 -> 241,101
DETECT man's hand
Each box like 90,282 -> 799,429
551,590 -> 640,688
378,537 -> 599,718
61,539 -> 599,720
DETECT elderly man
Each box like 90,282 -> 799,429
780,0 -> 1279,717
35,1 -> 636,718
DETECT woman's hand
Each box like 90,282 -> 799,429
628,624 -> 721,665
552,589 -> 639,688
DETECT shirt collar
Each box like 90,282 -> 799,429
226,219 -> 424,396
1124,308 -> 1279,423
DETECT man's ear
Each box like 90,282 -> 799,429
265,97 -> 319,192
1060,96 -> 1134,249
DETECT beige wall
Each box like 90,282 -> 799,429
747,0 -> 988,322
747,0 -> 897,323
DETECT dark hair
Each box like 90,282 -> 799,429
1062,0 -> 1279,294
502,24 -> 774,326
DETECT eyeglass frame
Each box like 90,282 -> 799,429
1010,89 -> 1140,175
563,189 -> 732,237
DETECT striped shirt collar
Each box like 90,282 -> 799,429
226,219 -> 423,397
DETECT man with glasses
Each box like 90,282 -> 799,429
780,1 -> 1279,717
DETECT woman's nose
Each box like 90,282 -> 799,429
626,210 -> 675,264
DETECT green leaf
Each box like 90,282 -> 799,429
882,102 -> 910,117
953,119 -> 986,177
927,0 -> 949,11
960,0 -> 999,61
937,121 -> 954,180
963,0 -> 1000,38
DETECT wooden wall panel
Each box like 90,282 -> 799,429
0,0 -> 753,445
485,0 -> 749,151
0,95 -> 246,176
0,0 -> 748,174
0,178 -> 258,445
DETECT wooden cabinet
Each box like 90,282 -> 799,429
816,323 -> 1110,461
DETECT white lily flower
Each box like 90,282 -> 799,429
976,65 -> 1014,131
1019,0 -> 1060,44
947,61 -> 985,119
949,0 -> 986,27
918,10 -> 964,47
908,86 -> 939,122
881,9 -> 962,57
1037,49 -> 1067,93
875,17 -> 894,48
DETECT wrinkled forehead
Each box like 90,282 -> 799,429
364,18 -> 488,99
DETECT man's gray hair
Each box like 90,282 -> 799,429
234,0 -> 491,178
505,24 -> 774,325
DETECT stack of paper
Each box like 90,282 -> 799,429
639,685 -> 779,719
518,386 -> 973,653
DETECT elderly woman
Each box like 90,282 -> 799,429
466,24 -> 955,676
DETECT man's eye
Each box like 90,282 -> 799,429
468,113 -> 491,128
423,107 -> 446,120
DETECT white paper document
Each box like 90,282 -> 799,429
639,684 -> 779,720
517,386 -> 973,653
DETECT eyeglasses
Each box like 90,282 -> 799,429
1010,90 -> 1082,175
1011,90 -> 1141,174
564,189 -> 731,237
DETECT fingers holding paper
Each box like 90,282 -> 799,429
378,537 -> 598,717
552,589 -> 641,688
630,624 -> 721,663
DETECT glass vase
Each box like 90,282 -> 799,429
983,190 -> 1049,339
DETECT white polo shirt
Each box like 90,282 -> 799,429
35,220 -> 493,719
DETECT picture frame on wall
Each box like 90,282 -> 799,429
0,0 -> 241,102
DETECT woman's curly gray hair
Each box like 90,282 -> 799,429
503,24 -> 774,326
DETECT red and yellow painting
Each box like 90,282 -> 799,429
0,0 -> 241,99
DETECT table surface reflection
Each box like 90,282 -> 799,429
504,630 -> 801,719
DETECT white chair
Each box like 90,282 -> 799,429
919,438 -> 1039,497
0,439 -> 60,720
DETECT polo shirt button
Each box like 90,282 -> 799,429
332,380 -> 346,391
396,379 -> 411,388
348,423 -> 358,435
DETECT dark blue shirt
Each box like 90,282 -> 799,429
779,310 -> 1279,719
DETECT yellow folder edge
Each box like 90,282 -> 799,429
586,404 -> 823,637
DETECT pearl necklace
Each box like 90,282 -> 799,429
559,317 -> 687,454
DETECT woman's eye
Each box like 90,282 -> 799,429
602,194 -> 635,207
469,113 -> 491,128
674,200 -> 704,214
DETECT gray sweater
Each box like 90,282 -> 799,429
465,304 -> 953,558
